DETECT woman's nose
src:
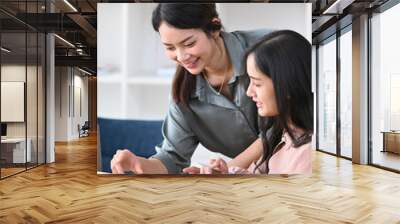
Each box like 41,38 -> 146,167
246,85 -> 253,98
177,50 -> 189,62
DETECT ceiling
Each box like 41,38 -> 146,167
311,0 -> 391,44
0,0 -> 99,74
0,0 -> 393,75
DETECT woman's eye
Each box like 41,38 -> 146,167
185,42 -> 195,47
166,47 -> 175,51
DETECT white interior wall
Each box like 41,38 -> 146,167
1,65 -> 31,138
55,67 -> 68,141
72,72 -> 89,138
55,67 -> 89,141
1,65 -> 26,149
217,3 -> 312,42
1,65 -> 26,80
1,64 -> 46,163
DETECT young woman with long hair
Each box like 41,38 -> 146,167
186,30 -> 313,175
110,3 -> 273,174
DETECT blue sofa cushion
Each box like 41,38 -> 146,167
98,118 -> 163,173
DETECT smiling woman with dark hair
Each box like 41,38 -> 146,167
246,30 -> 313,174
110,3 -> 274,174
187,30 -> 314,175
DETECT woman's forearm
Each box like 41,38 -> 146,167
227,138 -> 263,169
137,157 -> 169,174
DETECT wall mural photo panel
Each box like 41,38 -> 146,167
97,3 -> 313,175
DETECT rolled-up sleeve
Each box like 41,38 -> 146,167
151,102 -> 199,174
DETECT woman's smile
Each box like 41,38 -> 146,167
182,57 -> 199,69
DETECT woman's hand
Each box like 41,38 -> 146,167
206,158 -> 229,174
182,158 -> 229,174
182,166 -> 201,174
110,149 -> 143,174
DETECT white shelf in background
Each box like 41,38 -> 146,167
127,77 -> 172,85
97,74 -> 123,84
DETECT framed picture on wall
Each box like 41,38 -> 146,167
1,81 -> 25,122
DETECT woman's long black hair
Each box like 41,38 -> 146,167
152,3 -> 222,106
244,30 -> 314,173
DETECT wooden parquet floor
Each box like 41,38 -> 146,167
1,167 -> 26,178
1,134 -> 400,223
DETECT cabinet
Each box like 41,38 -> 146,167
382,131 -> 400,154
0,138 -> 32,164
